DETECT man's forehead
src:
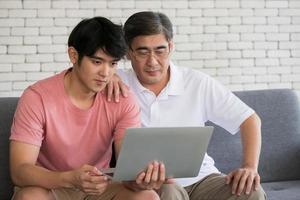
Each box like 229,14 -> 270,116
132,34 -> 169,47
133,33 -> 168,43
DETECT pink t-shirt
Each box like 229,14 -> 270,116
10,69 -> 141,171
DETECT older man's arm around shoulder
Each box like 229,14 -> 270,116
225,113 -> 263,196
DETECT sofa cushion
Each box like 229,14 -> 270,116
207,89 -> 300,182
262,180 -> 300,200
0,98 -> 19,200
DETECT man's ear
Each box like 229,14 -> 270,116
169,40 -> 175,52
68,47 -> 78,64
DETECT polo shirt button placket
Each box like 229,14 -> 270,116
150,100 -> 160,126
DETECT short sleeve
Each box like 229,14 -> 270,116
10,87 -> 45,146
113,91 -> 141,141
203,77 -> 254,134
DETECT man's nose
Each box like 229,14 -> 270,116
99,63 -> 110,77
146,52 -> 159,65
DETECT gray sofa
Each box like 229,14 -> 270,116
1,89 -> 300,200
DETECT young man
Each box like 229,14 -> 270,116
9,17 -> 161,200
114,11 -> 266,200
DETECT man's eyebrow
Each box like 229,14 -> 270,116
135,46 -> 150,51
155,45 -> 168,50
135,45 -> 168,51
89,55 -> 104,60
89,55 -> 120,62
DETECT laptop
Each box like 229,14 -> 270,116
102,126 -> 214,181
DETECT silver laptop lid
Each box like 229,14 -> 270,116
112,126 -> 214,181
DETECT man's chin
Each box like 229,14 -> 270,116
144,78 -> 161,85
92,85 -> 106,93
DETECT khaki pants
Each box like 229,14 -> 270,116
53,183 -> 124,200
159,173 -> 267,200
13,182 -> 124,200
13,174 -> 266,200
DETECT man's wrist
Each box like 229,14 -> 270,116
59,171 -> 75,189
242,163 -> 258,171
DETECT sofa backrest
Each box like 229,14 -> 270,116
0,97 -> 19,200
207,89 -> 300,183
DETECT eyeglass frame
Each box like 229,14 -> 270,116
129,42 -> 171,62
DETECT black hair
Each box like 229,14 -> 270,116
68,16 -> 127,63
124,11 -> 173,48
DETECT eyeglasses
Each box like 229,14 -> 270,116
130,44 -> 170,62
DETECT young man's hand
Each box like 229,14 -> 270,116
225,166 -> 260,196
123,161 -> 175,191
68,165 -> 111,195
106,74 -> 129,102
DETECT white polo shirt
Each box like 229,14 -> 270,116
117,62 -> 254,187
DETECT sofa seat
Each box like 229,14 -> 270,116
262,180 -> 300,200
